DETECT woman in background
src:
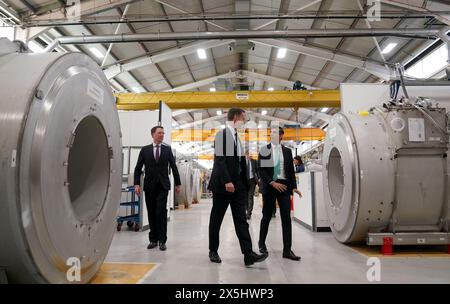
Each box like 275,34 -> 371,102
293,156 -> 305,173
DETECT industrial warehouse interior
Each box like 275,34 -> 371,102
1,0 -> 450,288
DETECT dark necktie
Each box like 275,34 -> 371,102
234,131 -> 242,175
155,145 -> 160,162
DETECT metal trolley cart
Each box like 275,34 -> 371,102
117,186 -> 141,232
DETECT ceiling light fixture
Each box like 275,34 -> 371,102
197,48 -> 207,59
381,42 -> 398,54
277,47 -> 287,59
89,47 -> 104,59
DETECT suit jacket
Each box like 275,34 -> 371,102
246,158 -> 259,181
134,143 -> 181,192
208,128 -> 248,194
295,164 -> 305,173
257,143 -> 297,195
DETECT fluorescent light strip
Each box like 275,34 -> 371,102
197,48 -> 207,59
381,43 -> 397,54
277,47 -> 287,59
89,47 -> 104,58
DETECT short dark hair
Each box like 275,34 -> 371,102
227,108 -> 245,121
151,125 -> 164,135
294,155 -> 303,164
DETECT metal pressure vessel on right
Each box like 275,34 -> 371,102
322,95 -> 450,246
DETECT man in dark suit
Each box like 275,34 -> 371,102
258,127 -> 302,261
208,108 -> 267,266
244,150 -> 259,220
134,126 -> 181,251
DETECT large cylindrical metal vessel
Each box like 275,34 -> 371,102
175,162 -> 193,207
192,169 -> 202,204
322,105 -> 449,243
0,41 -> 122,283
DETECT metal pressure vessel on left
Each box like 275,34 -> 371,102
0,38 -> 123,283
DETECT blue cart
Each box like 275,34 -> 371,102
117,186 -> 141,232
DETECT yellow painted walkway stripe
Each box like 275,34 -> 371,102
90,263 -> 158,284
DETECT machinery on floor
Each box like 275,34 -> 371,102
322,95 -> 450,246
0,39 -> 122,283
175,162 -> 202,208
192,168 -> 202,204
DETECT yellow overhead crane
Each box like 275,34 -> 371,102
116,90 -> 333,159
172,128 -> 325,142
114,90 -> 340,110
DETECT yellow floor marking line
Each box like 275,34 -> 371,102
90,262 -> 158,284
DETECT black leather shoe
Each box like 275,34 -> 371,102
259,246 -> 268,255
209,251 -> 222,263
159,243 -> 167,251
147,242 -> 158,249
283,250 -> 301,261
246,214 -> 251,220
244,251 -> 268,266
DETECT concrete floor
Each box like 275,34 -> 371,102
106,198 -> 450,284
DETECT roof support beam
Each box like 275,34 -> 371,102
18,0 -> 36,14
251,38 -> 394,80
157,2 -> 196,91
288,0 -> 328,86
166,71 -> 237,92
0,1 -> 20,24
103,39 -> 234,79
198,0 -> 218,76
311,3 -> 364,87
243,70 -> 294,89
81,24 -> 148,92
165,70 -> 320,92
101,4 -> 130,67
343,18 -> 406,84
43,28 -> 438,52
14,26 -> 51,43
380,0 -> 450,26
154,0 -> 229,31
116,6 -> 173,89
262,0 -> 291,90
254,0 -> 322,30
242,70 -> 320,89
24,0 -> 139,22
